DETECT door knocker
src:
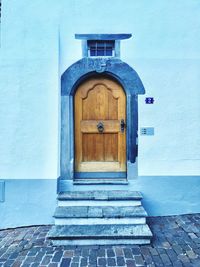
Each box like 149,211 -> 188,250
97,122 -> 104,133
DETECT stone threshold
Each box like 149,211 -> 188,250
73,179 -> 128,185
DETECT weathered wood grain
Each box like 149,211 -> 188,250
75,77 -> 126,173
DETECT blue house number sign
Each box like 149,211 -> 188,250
145,97 -> 154,104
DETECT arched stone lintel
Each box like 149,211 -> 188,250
61,58 -> 145,96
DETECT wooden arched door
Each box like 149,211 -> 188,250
74,77 -> 126,179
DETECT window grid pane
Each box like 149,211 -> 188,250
88,40 -> 114,57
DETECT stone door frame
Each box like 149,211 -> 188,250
58,57 -> 145,191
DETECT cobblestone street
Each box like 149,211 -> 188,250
0,214 -> 200,267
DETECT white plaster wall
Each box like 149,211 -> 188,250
137,59 -> 200,175
0,0 -> 200,178
0,0 -> 60,178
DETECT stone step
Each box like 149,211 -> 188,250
58,190 -> 142,201
48,224 -> 152,245
55,217 -> 146,225
54,205 -> 147,218
50,190 -> 152,245
58,199 -> 141,207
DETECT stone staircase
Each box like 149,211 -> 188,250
48,190 -> 152,245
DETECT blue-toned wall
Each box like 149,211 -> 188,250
0,180 -> 57,229
0,0 -> 200,228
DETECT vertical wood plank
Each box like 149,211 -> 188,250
117,82 -> 126,171
74,88 -> 83,171
108,91 -> 118,119
104,133 -> 118,161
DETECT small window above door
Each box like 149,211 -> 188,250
75,33 -> 132,58
87,40 -> 115,57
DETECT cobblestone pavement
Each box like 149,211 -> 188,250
0,214 -> 200,267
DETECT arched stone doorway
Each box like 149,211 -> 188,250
59,57 -> 145,191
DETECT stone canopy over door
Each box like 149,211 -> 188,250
74,77 -> 126,179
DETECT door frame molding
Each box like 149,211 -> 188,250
58,57 -> 145,191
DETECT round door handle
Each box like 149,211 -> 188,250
97,122 -> 104,133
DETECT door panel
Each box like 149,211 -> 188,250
82,133 -> 104,161
75,77 -> 126,176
